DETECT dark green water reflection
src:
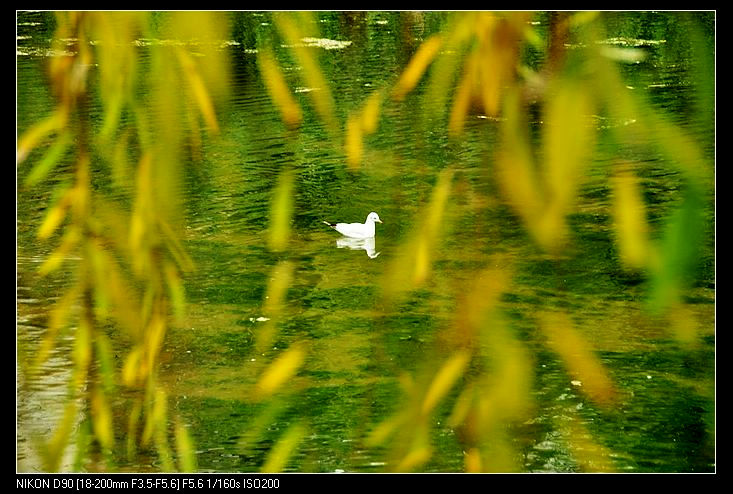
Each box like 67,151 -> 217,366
17,11 -> 714,473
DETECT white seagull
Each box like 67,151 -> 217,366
323,212 -> 382,239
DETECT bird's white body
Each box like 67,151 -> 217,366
323,212 -> 382,239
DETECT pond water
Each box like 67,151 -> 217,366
17,11 -> 715,473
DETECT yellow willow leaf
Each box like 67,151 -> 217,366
168,11 -> 230,97
17,109 -> 67,164
465,447 -> 482,473
254,343 -> 306,400
258,47 -> 303,128
479,65 -> 503,119
611,164 -> 650,270
423,14 -> 476,119
479,43 -> 504,118
448,53 -> 477,137
33,282 -> 80,372
393,34 -> 443,101
544,82 -> 594,202
91,388 -> 115,450
37,190 -> 72,240
496,147 -> 542,234
532,201 -> 568,253
143,388 -> 169,447
394,445 -> 433,472
261,422 -> 307,473
73,316 -> 92,386
481,434 -> 519,473
471,353 -> 533,440
365,411 -> 409,447
492,345 -> 533,419
647,111 -> 710,188
667,302 -> 699,346
87,240 -> 111,317
473,11 -> 496,37
145,314 -> 167,374
156,437 -> 175,473
412,238 -> 431,285
237,399 -> 289,456
540,82 -> 595,250
151,389 -> 169,439
428,170 -> 454,227
127,399 -> 142,459
93,13 -> 144,140
345,114 -> 363,170
268,170 -> 295,252
562,413 -> 615,472
38,228 -> 80,276
128,213 -> 146,268
273,13 -> 336,129
147,65 -> 186,229
100,253 -> 143,340
122,347 -> 143,387
382,169 -> 453,300
447,384 -> 474,428
159,218 -> 195,273
271,12 -> 310,52
495,91 -> 543,235
175,421 -> 197,473
360,90 -> 383,134
540,312 -> 616,406
99,85 -> 124,142
522,23 -> 543,51
164,261 -> 186,322
129,153 -> 153,255
454,265 -> 512,345
292,11 -> 317,30
47,281 -> 79,333
176,48 -> 219,133
43,400 -> 78,472
594,56 -> 639,143
569,11 -> 601,27
414,167 -> 453,285
257,261 -> 295,350
484,15 -> 522,116
422,351 -> 470,415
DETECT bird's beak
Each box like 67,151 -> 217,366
377,219 -> 383,223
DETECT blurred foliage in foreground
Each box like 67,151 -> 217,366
18,11 -> 230,471
18,11 -> 713,472
259,11 -> 713,472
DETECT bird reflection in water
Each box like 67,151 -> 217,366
336,236 -> 380,258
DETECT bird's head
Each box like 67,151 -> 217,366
367,212 -> 382,224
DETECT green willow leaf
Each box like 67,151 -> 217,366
24,131 -> 72,187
